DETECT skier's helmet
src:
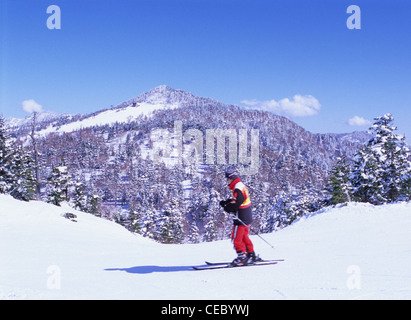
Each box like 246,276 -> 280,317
225,167 -> 239,180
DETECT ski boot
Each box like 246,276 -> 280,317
247,252 -> 262,264
230,252 -> 248,267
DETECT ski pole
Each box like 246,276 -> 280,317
234,216 -> 275,249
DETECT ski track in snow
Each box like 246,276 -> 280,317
1,195 -> 411,300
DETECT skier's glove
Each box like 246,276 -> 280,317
219,199 -> 230,207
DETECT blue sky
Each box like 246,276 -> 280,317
1,0 -> 411,140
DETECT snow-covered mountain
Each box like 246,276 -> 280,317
114,84 -> 223,111
6,111 -> 69,131
1,194 -> 410,300
8,86 -> 188,136
5,85 -> 372,241
7,85 -> 370,142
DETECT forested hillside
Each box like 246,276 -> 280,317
3,86 -> 371,242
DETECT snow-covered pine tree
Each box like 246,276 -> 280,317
126,200 -> 144,233
269,191 -> 294,230
29,111 -> 40,200
142,209 -> 157,239
0,116 -> 12,194
203,211 -> 218,242
246,178 -> 271,233
72,181 -> 88,211
187,219 -> 200,244
351,114 -> 411,204
157,197 -> 185,244
46,164 -> 72,206
351,143 -> 380,203
270,186 -> 320,230
325,156 -> 352,205
8,145 -> 37,201
203,188 -> 223,242
87,194 -> 101,217
372,115 -> 411,202
0,119 -> 36,200
288,187 -> 314,222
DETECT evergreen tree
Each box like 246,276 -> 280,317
72,181 -> 88,211
247,179 -> 271,233
270,187 -> 320,230
203,210 -> 218,242
87,194 -> 101,216
351,114 -> 411,204
326,156 -> 352,205
0,116 -> 12,194
351,143 -> 380,203
0,118 -> 36,200
202,188 -> 222,242
8,145 -> 37,201
157,198 -> 184,244
127,200 -> 144,234
46,164 -> 72,206
374,115 -> 411,202
270,191 -> 294,230
187,219 -> 200,244
142,209 -> 157,239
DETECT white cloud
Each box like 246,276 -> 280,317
241,94 -> 321,118
348,116 -> 371,127
22,99 -> 43,113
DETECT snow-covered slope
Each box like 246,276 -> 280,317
37,86 -> 183,135
1,195 -> 411,300
37,102 -> 178,136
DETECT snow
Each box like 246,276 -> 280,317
6,111 -> 62,129
1,195 -> 411,300
37,101 -> 180,136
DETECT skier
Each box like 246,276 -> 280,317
220,168 -> 261,266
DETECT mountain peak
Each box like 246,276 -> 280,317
140,85 -> 175,99
152,84 -> 174,92
137,85 -> 181,104
115,85 -> 215,111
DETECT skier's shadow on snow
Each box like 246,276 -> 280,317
105,265 -> 196,274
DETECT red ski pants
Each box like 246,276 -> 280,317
231,225 -> 254,253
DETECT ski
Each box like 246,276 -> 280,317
193,260 -> 278,271
205,259 -> 284,266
